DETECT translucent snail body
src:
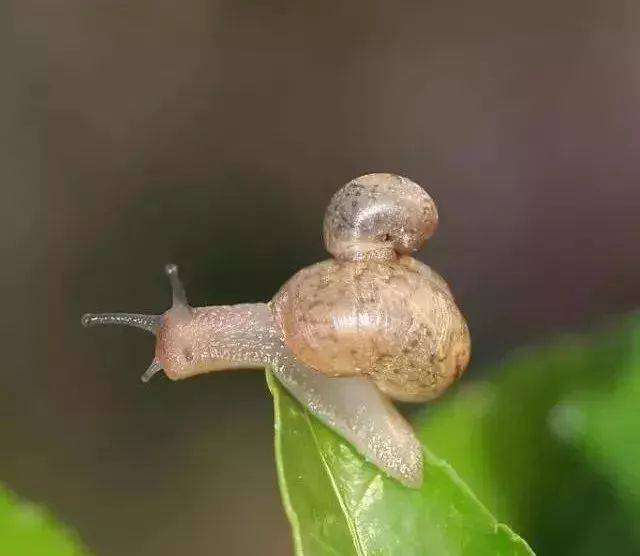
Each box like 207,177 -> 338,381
82,173 -> 471,487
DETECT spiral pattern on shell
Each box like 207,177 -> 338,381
323,173 -> 438,262
273,172 -> 470,402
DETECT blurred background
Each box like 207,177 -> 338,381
3,1 -> 640,555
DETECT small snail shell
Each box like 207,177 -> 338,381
323,173 -> 439,262
273,173 -> 470,402
82,172 -> 470,487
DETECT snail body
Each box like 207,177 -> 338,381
82,173 -> 471,487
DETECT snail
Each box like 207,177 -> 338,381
82,173 -> 471,487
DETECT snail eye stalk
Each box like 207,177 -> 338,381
81,312 -> 160,334
81,263 -> 193,383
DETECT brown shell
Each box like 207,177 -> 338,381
323,173 -> 438,262
272,256 -> 470,402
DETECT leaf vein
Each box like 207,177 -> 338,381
303,410 -> 367,556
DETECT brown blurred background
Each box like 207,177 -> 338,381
3,1 -> 640,554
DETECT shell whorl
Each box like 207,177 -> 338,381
272,172 -> 470,403
323,173 -> 438,261
272,256 -> 470,402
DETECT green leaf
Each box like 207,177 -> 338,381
552,318 -> 640,521
266,371 -> 533,556
0,485 -> 89,556
416,313 -> 640,555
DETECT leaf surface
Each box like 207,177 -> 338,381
267,372 -> 533,556
417,314 -> 640,555
0,485 -> 89,556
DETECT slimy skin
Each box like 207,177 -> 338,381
83,268 -> 423,487
82,173 -> 471,488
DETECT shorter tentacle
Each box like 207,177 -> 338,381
140,360 -> 163,383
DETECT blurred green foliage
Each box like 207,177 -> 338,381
417,313 -> 640,554
267,372 -> 533,556
0,485 -> 89,556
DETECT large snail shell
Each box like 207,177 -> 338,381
272,257 -> 470,402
